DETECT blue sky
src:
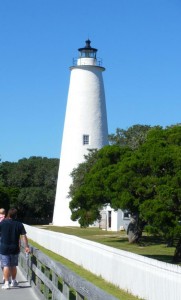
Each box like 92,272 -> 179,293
0,0 -> 181,162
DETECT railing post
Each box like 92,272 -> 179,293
36,260 -> 42,293
26,253 -> 31,282
63,281 -> 70,298
30,250 -> 37,286
52,271 -> 58,287
43,266 -> 50,299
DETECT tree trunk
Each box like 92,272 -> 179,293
127,215 -> 143,243
173,238 -> 181,263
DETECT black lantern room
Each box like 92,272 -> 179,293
78,39 -> 97,59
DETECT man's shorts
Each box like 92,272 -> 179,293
1,254 -> 19,267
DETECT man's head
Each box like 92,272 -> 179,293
7,208 -> 17,220
0,208 -> 6,215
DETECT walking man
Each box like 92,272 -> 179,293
0,208 -> 30,289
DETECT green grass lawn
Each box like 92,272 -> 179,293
31,225 -> 177,300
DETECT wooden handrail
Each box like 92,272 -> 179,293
19,244 -> 119,300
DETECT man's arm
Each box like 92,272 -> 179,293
21,234 -> 30,253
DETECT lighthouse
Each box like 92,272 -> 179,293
53,40 -> 108,226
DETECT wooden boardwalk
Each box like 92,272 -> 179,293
0,266 -> 39,300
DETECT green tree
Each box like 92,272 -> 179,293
108,124 -> 152,149
0,187 -> 10,211
69,125 -> 181,261
137,125 -> 181,261
109,125 -> 181,257
69,145 -> 132,226
0,157 -> 59,223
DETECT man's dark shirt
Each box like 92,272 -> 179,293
0,219 -> 26,255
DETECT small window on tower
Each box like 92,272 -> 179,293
83,135 -> 89,145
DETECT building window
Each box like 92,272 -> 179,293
83,135 -> 89,145
123,211 -> 130,219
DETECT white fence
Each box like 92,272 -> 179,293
24,225 -> 181,300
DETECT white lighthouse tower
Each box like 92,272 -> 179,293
53,40 -> 108,226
